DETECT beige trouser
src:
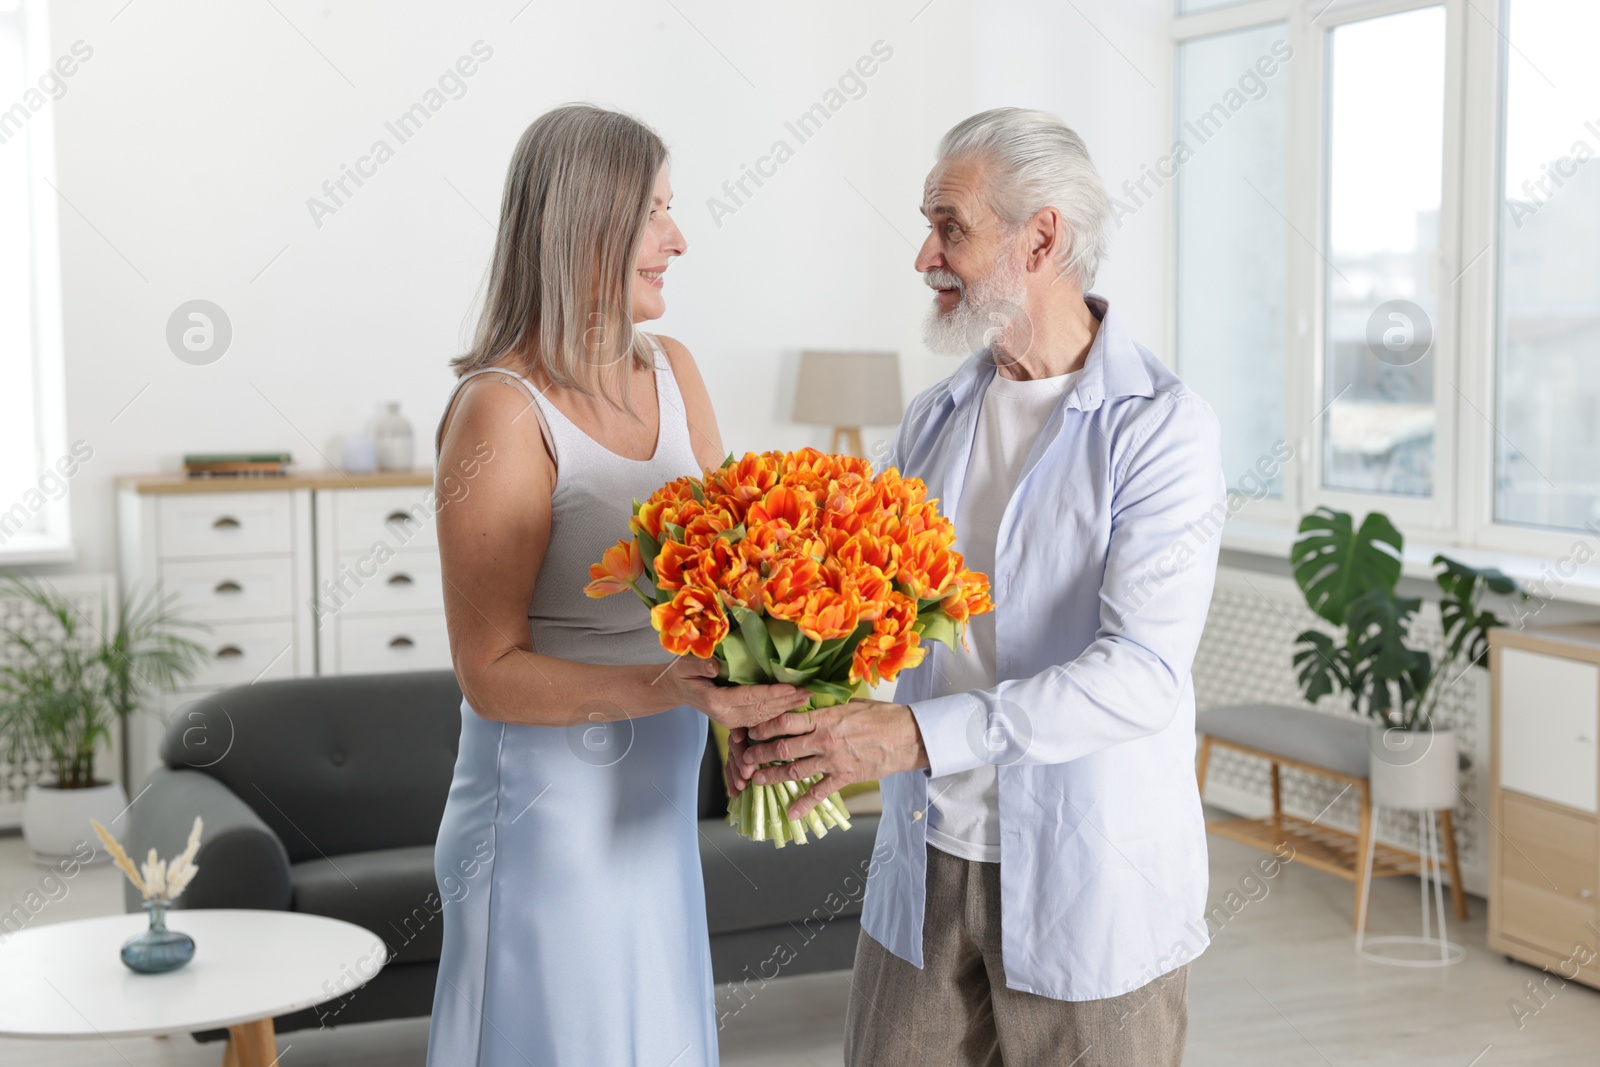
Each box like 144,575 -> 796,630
845,845 -> 1189,1066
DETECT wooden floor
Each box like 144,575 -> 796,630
2,816 -> 1595,1066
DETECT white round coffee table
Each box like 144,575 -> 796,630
0,909 -> 387,1066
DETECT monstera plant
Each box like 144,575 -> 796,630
1289,507 -> 1525,732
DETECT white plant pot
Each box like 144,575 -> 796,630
22,780 -> 127,866
1367,723 -> 1457,811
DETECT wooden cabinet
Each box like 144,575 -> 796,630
1488,624 -> 1600,988
118,471 -> 449,789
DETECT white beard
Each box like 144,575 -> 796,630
922,251 -> 1030,356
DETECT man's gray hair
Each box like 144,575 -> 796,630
937,107 -> 1111,290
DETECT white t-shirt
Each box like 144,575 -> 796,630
925,365 -> 1083,863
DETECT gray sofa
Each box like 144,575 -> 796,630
123,671 -> 880,1041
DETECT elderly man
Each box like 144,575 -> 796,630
729,107 -> 1225,1064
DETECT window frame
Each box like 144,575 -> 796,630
1172,0 -> 1596,569
1,0 -> 74,565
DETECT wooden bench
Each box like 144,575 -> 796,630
1196,704 -> 1467,932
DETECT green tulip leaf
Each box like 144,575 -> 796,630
772,662 -> 820,684
914,609 -> 959,651
804,679 -> 862,707
635,530 -> 662,575
766,617 -> 803,664
719,634 -> 763,685
732,606 -> 779,668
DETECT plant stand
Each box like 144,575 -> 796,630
1355,804 -> 1466,967
1195,705 -> 1469,932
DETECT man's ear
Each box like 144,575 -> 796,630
1025,206 -> 1068,275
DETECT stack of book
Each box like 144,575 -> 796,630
182,452 -> 292,477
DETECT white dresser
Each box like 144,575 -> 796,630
116,471 -> 451,789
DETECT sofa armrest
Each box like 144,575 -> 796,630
121,766 -> 293,913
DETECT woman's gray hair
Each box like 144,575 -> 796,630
937,107 -> 1111,290
453,104 -> 666,405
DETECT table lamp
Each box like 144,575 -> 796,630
791,349 -> 903,457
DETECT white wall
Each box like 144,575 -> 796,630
971,0 -> 1173,354
30,0 -> 1172,578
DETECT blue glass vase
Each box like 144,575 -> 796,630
120,899 -> 195,974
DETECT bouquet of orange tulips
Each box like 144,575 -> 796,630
586,448 -> 993,847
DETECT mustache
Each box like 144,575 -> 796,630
924,268 -> 963,291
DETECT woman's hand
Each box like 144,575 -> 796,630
662,656 -> 812,730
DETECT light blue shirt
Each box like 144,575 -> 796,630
861,295 -> 1225,1002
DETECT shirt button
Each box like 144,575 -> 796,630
911,809 -> 924,821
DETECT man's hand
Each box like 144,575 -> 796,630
739,698 -> 929,819
724,726 -> 751,797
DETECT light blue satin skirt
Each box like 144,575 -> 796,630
425,701 -> 717,1066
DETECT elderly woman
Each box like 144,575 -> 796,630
426,104 -> 808,1067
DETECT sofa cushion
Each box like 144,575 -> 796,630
699,814 -> 881,937
291,845 -> 443,966
1197,703 -> 1371,778
161,671 -> 463,865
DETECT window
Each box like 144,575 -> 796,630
1321,7 -> 1446,499
1174,21 -> 1290,497
0,0 -> 72,562
1495,0 -> 1600,533
1177,0 -> 1255,15
1172,0 -> 1600,563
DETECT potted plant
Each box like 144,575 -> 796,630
1289,507 -> 1526,810
0,578 -> 208,863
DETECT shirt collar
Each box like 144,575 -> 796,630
945,293 -> 1154,414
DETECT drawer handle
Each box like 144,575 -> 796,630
388,635 -> 415,649
213,580 -> 243,595
215,645 -> 244,659
385,510 -> 416,526
386,572 -> 414,587
212,515 -> 242,530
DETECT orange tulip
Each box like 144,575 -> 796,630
682,506 -> 738,550
686,538 -> 744,591
747,484 -> 816,538
631,499 -> 678,541
722,568 -> 765,612
584,538 -> 643,598
942,569 -> 994,624
898,532 -> 963,600
781,587 -> 862,642
850,592 -> 925,684
653,540 -> 703,593
738,523 -> 782,567
715,453 -> 779,503
646,477 -> 698,508
763,554 -> 822,617
897,500 -> 956,546
852,566 -> 895,619
651,586 -> 729,658
837,531 -> 900,579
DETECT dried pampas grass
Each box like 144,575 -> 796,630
90,816 -> 204,903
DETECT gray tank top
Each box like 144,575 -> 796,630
436,334 -> 702,667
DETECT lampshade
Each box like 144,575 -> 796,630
791,350 -> 903,427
